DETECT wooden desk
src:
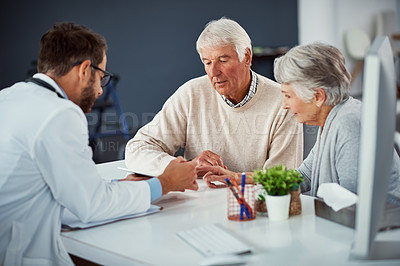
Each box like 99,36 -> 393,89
62,160 -> 400,265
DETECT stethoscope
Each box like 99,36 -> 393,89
25,77 -> 65,99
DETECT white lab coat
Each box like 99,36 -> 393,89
0,74 -> 151,265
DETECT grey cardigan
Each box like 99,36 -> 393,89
297,97 -> 400,204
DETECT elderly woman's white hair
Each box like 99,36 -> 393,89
274,42 -> 352,106
196,17 -> 252,62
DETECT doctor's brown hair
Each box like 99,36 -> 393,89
37,22 -> 107,77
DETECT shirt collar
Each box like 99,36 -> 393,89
32,73 -> 69,99
221,69 -> 258,108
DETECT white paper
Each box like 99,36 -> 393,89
117,167 -> 158,177
316,183 -> 359,211
61,205 -> 161,231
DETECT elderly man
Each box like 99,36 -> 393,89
0,22 -> 197,265
125,18 -> 303,183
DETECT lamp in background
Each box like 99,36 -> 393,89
344,28 -> 371,86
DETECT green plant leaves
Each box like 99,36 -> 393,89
253,165 -> 304,196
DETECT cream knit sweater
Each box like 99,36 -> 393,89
125,73 -> 303,176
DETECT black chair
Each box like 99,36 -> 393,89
87,76 -> 131,162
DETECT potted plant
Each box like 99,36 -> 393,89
253,165 -> 303,221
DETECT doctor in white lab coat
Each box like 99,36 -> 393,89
0,22 -> 198,265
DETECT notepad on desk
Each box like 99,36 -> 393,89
61,205 -> 162,232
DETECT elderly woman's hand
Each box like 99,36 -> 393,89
196,165 -> 254,188
196,165 -> 236,188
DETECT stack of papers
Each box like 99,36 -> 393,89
61,205 -> 162,231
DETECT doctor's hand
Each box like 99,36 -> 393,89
192,150 -> 226,177
158,156 -> 198,194
196,165 -> 254,189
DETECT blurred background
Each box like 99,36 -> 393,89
1,0 -> 399,163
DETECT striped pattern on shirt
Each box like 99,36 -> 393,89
221,70 -> 258,108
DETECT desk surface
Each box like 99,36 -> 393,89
61,160 -> 400,266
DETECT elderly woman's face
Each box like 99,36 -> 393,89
281,84 -> 321,126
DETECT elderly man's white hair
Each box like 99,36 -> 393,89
196,17 -> 252,62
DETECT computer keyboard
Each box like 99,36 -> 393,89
177,224 -> 253,257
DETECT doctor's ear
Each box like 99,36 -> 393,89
314,88 -> 327,107
76,60 -> 92,82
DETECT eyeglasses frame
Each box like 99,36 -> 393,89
72,61 -> 114,88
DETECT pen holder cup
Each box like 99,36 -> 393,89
227,185 -> 256,221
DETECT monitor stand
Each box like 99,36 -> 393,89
364,240 -> 400,260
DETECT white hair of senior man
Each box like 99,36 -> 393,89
274,42 -> 351,106
196,17 -> 252,62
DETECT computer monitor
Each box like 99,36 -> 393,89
350,36 -> 400,260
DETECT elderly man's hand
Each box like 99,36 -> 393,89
192,150 -> 226,176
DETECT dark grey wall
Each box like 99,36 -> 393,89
0,0 -> 298,130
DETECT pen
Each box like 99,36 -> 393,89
226,179 -> 242,201
240,173 -> 246,220
230,177 -> 241,194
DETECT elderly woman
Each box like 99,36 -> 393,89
198,42 -> 400,204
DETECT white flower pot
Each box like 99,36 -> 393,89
265,193 -> 291,221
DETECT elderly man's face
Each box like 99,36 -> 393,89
200,45 -> 251,104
